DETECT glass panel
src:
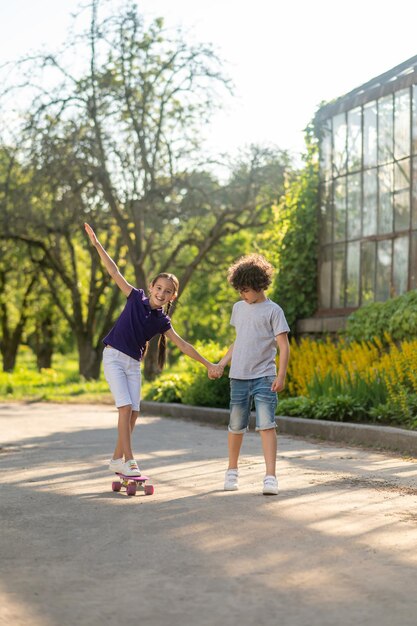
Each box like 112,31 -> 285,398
334,177 -> 346,242
347,107 -> 362,172
332,243 -> 345,308
378,164 -> 393,234
412,157 -> 417,228
347,172 -> 361,239
319,182 -> 333,244
393,236 -> 409,296
364,102 -> 377,168
412,85 -> 417,155
375,239 -> 392,301
346,241 -> 360,306
378,95 -> 394,165
410,231 -> 417,289
361,240 -> 376,304
394,159 -> 410,232
333,113 -> 347,176
319,246 -> 332,309
319,119 -> 332,181
394,89 -> 410,160
363,168 -> 377,236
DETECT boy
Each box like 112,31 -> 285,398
216,253 -> 290,495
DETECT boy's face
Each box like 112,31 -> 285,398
238,287 -> 266,304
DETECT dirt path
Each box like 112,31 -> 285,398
1,403 -> 417,626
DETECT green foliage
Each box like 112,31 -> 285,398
270,123 -> 319,333
143,373 -> 192,403
181,372 -> 230,408
277,394 -> 368,422
345,290 -> 417,343
145,340 -> 230,408
369,396 -> 417,428
306,370 -> 387,409
311,395 -> 368,421
0,347 -> 111,402
277,396 -> 315,417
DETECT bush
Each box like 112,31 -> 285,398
277,396 -> 315,418
277,394 -> 368,422
181,372 -> 230,408
144,340 -> 231,408
345,290 -> 417,343
143,373 -> 192,403
311,395 -> 368,422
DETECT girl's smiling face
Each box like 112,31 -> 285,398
148,277 -> 177,309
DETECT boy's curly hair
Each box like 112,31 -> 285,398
227,254 -> 274,291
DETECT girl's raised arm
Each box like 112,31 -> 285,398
84,223 -> 134,297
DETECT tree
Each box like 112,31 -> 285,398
0,241 -> 36,371
0,1 -> 292,378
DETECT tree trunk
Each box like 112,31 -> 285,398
143,336 -> 161,381
30,316 -> 54,370
77,336 -> 103,380
1,345 -> 18,373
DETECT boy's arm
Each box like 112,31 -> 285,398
215,342 -> 234,376
165,327 -> 217,375
272,332 -> 290,392
218,342 -> 234,368
84,223 -> 134,297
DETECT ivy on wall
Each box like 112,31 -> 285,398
270,124 -> 319,334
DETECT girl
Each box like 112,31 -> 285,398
84,223 -> 218,477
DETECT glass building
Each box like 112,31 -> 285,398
310,55 -> 417,332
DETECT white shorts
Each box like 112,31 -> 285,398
103,346 -> 141,411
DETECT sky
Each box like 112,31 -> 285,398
1,0 -> 417,162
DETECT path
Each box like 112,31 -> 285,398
1,403 -> 417,626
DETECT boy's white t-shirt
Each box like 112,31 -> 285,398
229,298 -> 290,379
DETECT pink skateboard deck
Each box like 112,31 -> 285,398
112,473 -> 154,496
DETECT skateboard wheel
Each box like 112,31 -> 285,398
112,482 -> 122,492
144,484 -> 154,496
126,484 -> 137,496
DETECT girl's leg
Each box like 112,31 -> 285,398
228,432 -> 244,469
130,410 -> 139,433
259,427 -> 277,476
113,404 -> 134,461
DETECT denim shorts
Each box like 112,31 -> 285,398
102,346 -> 141,411
229,376 -> 278,433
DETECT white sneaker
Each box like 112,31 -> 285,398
122,459 -> 141,477
263,475 -> 278,495
109,458 -> 124,474
224,469 -> 239,491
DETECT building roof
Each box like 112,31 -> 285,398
316,54 -> 417,122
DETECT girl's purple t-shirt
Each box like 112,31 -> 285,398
103,288 -> 172,361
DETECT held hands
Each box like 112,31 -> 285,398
207,363 -> 224,379
84,223 -> 99,247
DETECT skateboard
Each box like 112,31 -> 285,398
111,473 -> 154,497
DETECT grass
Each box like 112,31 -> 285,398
0,346 -> 113,404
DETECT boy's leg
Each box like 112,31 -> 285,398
253,376 -> 278,477
259,427 -> 277,476
228,432 -> 244,469
224,379 -> 250,490
228,379 -> 251,468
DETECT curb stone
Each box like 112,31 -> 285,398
141,400 -> 417,457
